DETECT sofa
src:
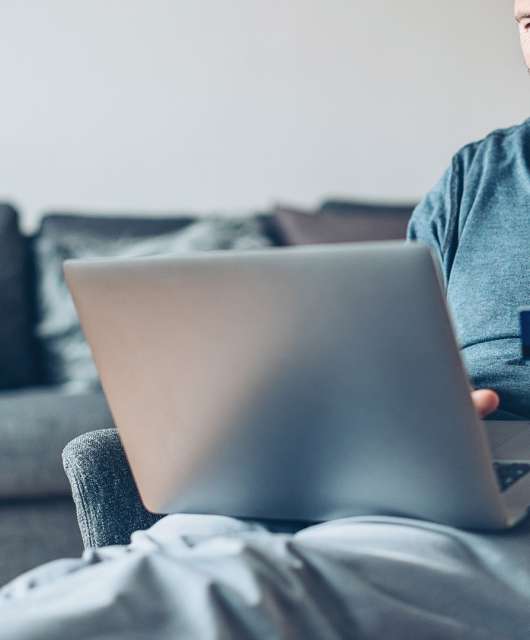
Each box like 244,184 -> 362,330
0,199 -> 414,585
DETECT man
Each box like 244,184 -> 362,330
0,3 -> 529,638
409,0 -> 530,422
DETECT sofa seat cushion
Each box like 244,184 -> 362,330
0,498 -> 83,587
0,387 -> 113,499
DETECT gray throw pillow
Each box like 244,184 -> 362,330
34,216 -> 271,391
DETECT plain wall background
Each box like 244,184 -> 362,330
0,0 -> 529,229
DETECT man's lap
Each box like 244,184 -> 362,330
2,513 -> 530,638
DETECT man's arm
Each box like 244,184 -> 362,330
408,154 -> 499,419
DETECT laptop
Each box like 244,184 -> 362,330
64,241 -> 530,530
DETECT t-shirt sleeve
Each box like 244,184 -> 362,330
407,154 -> 463,284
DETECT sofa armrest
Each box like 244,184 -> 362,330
62,429 -> 162,548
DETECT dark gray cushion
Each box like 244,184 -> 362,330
319,199 -> 415,242
34,214 -> 272,389
0,203 -> 39,389
0,387 -> 113,499
272,203 -> 414,246
319,199 -> 416,219
63,429 -> 162,548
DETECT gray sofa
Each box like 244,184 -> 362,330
0,200 -> 413,584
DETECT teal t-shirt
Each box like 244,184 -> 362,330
407,118 -> 530,419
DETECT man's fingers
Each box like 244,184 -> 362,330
471,389 -> 500,418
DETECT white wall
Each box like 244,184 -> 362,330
0,0 -> 529,229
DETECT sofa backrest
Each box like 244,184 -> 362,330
0,203 -> 417,390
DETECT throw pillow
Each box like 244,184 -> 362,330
34,216 -> 272,390
272,203 -> 413,246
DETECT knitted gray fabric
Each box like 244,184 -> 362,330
62,429 -> 162,548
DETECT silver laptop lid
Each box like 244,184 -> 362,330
64,242 -> 510,529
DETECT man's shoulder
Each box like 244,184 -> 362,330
455,118 -> 530,167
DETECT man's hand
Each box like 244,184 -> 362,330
472,389 -> 500,418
